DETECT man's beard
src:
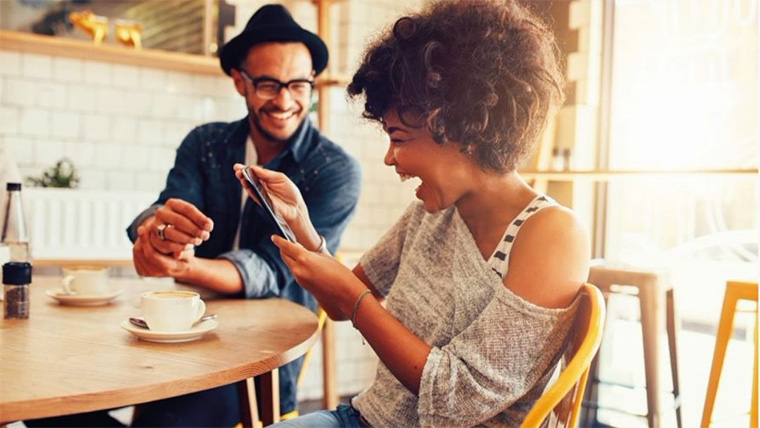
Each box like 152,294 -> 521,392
250,109 -> 304,144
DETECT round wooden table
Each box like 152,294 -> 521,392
0,276 -> 319,427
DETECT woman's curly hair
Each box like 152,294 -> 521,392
347,0 -> 565,173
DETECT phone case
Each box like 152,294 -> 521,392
241,168 -> 297,243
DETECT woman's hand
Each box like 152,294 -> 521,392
271,234 -> 367,321
233,164 -> 321,250
233,164 -> 305,223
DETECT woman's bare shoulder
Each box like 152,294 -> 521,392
502,205 -> 590,308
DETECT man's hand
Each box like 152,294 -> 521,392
143,199 -> 214,258
132,199 -> 213,278
133,225 -> 195,277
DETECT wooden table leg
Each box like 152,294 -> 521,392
237,377 -> 259,428
259,368 -> 280,426
323,318 -> 338,410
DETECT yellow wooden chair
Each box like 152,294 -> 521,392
235,307 -> 328,428
700,280 -> 758,428
521,283 -> 606,428
279,306 -> 329,420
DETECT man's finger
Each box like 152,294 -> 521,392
141,237 -> 180,273
175,245 -> 195,260
155,210 -> 210,242
150,224 -> 202,248
134,238 -> 159,276
165,199 -> 214,231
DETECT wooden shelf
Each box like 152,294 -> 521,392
316,73 -> 351,88
0,30 -> 223,75
520,168 -> 758,181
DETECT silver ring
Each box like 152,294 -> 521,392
156,224 -> 172,241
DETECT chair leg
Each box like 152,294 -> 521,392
237,377 -> 259,428
259,368 -> 281,426
580,291 -> 611,428
666,289 -> 683,428
751,315 -> 758,428
700,288 -> 738,428
581,354 -> 602,427
639,285 -> 662,428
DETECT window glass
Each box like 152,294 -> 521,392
606,0 -> 757,288
601,2 -> 757,425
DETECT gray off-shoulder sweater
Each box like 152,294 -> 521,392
354,198 -> 579,427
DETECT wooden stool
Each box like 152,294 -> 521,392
700,280 -> 758,428
582,265 -> 682,428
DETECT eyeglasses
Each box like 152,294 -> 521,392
238,70 -> 315,100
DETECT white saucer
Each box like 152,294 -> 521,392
45,288 -> 124,306
120,319 -> 218,343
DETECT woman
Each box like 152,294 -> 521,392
235,0 -> 590,426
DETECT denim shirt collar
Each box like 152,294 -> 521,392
227,116 -> 314,166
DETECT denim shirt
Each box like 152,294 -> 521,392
126,117 -> 361,412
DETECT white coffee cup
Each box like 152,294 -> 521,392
61,266 -> 110,296
141,290 -> 206,332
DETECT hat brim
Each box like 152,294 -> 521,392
220,27 -> 328,76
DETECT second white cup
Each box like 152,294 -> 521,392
141,290 -> 206,332
61,266 -> 109,296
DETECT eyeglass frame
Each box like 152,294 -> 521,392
237,69 -> 315,100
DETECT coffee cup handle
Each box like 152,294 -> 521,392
61,275 -> 75,294
195,300 -> 206,321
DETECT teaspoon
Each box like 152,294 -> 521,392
129,314 -> 217,330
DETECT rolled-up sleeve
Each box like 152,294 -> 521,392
218,247 -> 284,298
417,289 -> 578,427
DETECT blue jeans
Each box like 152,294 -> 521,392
270,404 -> 366,428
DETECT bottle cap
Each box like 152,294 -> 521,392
3,262 -> 31,285
6,182 -> 21,191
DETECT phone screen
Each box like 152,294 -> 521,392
241,168 -> 297,243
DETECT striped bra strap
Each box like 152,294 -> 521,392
487,195 -> 558,279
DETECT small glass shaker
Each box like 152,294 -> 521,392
4,262 -> 31,319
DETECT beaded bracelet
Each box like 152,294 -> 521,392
351,289 -> 372,328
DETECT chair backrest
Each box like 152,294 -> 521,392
521,283 -> 606,428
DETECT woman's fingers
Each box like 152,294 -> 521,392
272,234 -> 315,281
234,165 -> 263,205
250,165 -> 284,181
271,234 -> 304,258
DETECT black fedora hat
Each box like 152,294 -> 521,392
219,4 -> 328,76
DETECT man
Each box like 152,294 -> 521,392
126,4 -> 360,426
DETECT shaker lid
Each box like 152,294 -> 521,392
6,182 -> 21,191
3,262 -> 31,285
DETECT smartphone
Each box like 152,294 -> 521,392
241,167 -> 297,243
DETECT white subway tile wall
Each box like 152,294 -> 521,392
0,0 -> 423,405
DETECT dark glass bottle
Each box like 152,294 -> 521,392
4,262 -> 31,319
